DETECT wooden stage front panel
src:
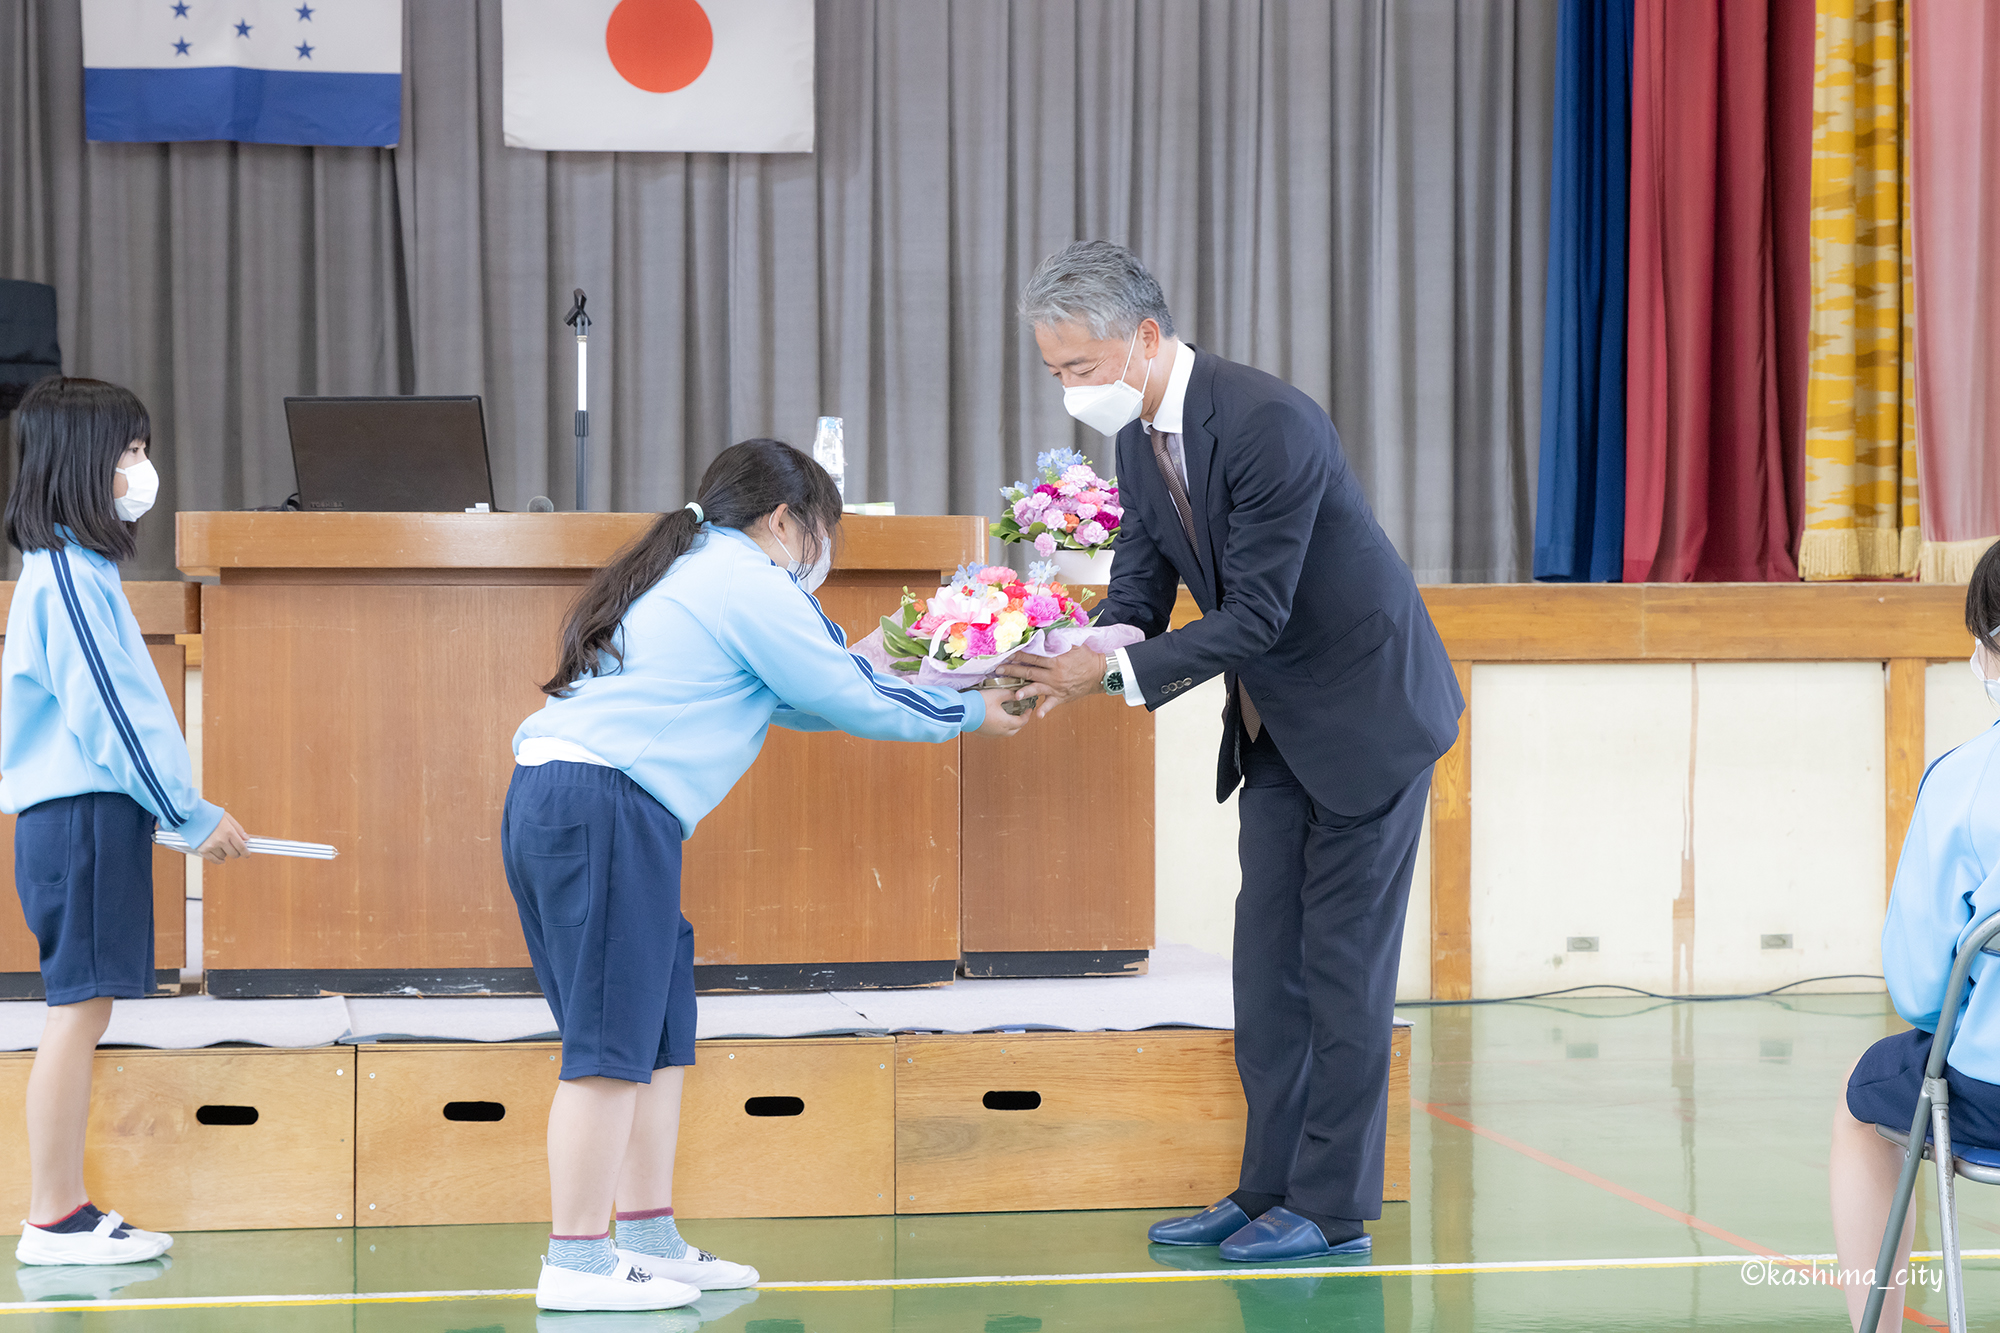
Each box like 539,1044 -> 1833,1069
0,582 -> 198,995
186,513 -> 982,995
0,1046 -> 356,1231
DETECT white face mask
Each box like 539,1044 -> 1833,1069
1061,329 -> 1154,438
1971,641 -> 2000,707
114,458 -> 159,522
776,528 -> 832,594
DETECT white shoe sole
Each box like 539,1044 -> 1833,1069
15,1232 -> 171,1266
613,1247 -> 759,1290
535,1263 -> 701,1312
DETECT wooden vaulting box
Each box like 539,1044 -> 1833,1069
0,1046 -> 356,1231
894,1026 -> 1409,1214
354,1037 -> 897,1226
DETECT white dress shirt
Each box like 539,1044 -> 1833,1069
1110,339 -> 1197,706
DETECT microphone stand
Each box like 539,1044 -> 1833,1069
563,289 -> 591,511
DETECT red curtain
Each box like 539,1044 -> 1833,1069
1623,0 -> 1814,583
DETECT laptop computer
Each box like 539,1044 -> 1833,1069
283,395 -> 497,512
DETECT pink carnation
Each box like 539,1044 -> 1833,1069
1022,592 -> 1062,627
965,624 -> 997,657
914,612 -> 944,635
1075,503 -> 1099,520
1033,532 -> 1057,557
1034,483 -> 1060,498
977,565 -> 1013,585
1075,520 -> 1107,546
1013,497 -> 1041,525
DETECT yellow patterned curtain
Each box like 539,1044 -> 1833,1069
1801,0 -> 1920,581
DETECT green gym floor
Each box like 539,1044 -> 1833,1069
5,994 -> 1991,1330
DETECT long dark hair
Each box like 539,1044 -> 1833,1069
1968,541 -> 2000,654
4,376 -> 148,561
543,438 -> 843,697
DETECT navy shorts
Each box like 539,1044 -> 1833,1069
1848,1027 -> 2000,1150
14,793 -> 156,1006
502,761 -> 696,1083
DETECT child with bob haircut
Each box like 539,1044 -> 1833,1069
2,377 -> 247,1267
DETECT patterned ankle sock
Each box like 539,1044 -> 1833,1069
1228,1190 -> 1284,1220
546,1231 -> 618,1275
615,1207 -> 690,1260
36,1203 -> 129,1237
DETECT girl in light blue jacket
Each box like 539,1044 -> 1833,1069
507,437 -> 1027,1313
2,378 -> 247,1269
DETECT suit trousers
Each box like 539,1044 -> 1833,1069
1232,727 -> 1429,1221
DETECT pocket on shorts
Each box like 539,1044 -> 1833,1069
14,806 -> 73,889
513,820 -> 591,929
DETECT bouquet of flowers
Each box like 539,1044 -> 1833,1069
990,449 -> 1122,558
852,560 -> 1143,693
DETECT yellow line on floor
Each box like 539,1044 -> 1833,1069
3,1251 -> 1993,1314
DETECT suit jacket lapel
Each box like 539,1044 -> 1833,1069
1180,352 -> 1221,600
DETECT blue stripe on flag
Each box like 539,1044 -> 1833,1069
84,67 -> 400,147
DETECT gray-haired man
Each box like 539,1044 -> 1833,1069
1012,241 -> 1461,1262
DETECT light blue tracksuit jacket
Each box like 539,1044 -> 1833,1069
0,541 -> 224,848
1884,719 -> 2000,1083
514,524 -> 984,838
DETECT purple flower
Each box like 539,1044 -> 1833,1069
966,624 -> 997,657
1075,520 -> 1107,547
1023,592 -> 1062,627
1033,531 -> 1057,557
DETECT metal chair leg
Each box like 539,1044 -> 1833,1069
1862,1089 -> 1936,1333
1930,1081 -> 1967,1333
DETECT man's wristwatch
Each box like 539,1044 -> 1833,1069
1101,655 -> 1125,696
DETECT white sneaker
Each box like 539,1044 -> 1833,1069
15,1210 -> 171,1266
534,1255 -> 702,1311
614,1246 -> 759,1290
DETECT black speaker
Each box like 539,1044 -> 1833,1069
0,280 -> 60,414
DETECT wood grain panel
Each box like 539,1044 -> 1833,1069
200,583 -> 569,971
0,638 -> 187,976
676,1038 -> 897,1219
0,580 -> 198,636
1170,583 -> 1974,662
180,512 -> 980,578
959,687 -> 1154,955
683,582 -> 961,967
895,1031 -> 1246,1213
353,1039 -> 896,1225
1886,659 -> 1927,904
1430,664 -> 1473,1002
0,1047 -> 355,1231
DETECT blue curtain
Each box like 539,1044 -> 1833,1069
1532,0 -> 1632,582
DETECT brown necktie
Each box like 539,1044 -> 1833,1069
1150,426 -> 1260,741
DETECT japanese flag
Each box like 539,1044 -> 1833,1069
502,0 -> 813,153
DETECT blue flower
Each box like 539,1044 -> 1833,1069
1027,559 -> 1058,586
951,562 -> 984,587
1036,447 -> 1088,477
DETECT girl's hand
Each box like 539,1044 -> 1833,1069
196,812 -> 250,863
974,689 -> 1033,738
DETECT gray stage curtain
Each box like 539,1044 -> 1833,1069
0,0 -> 1556,583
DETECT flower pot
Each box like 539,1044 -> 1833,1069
1051,548 -> 1116,586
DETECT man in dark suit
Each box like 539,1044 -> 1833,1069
1011,241 -> 1462,1262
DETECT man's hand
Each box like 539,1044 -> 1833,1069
194,811 -> 250,864
973,687 -> 1033,738
1010,649 -> 1108,719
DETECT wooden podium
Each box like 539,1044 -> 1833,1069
0,582 -> 197,998
181,512 -> 997,996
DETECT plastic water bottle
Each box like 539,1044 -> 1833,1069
813,416 -> 846,501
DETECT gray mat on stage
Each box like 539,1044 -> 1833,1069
0,945 -> 1239,1051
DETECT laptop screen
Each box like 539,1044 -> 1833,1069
284,396 -> 497,513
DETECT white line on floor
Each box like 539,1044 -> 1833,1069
3,1250 -> 1995,1313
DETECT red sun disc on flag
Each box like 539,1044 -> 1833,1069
605,0 -> 714,94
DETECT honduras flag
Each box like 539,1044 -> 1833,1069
83,1 -> 403,147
